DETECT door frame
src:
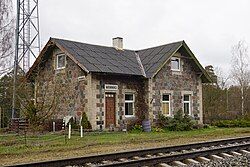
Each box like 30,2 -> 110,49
105,93 -> 116,128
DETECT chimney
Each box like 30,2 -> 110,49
112,37 -> 123,50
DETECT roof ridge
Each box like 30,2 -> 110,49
136,40 -> 183,52
51,37 -> 135,52
51,37 -> 184,52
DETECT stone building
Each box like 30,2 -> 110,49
27,37 -> 211,130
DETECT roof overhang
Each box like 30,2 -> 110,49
26,38 -> 89,80
151,43 -> 182,78
181,41 -> 212,83
151,41 -> 212,83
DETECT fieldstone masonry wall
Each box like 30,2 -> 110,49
91,74 -> 147,130
150,52 -> 203,123
35,48 -> 88,122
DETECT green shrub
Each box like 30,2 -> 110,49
214,119 -> 250,128
203,124 -> 210,129
126,118 -> 140,131
158,114 -> 172,128
81,112 -> 92,130
130,124 -> 143,133
158,109 -> 197,131
151,127 -> 165,132
71,118 -> 80,129
192,123 -> 206,129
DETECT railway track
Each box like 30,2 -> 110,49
9,136 -> 250,167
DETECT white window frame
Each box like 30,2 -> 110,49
56,53 -> 66,70
162,94 -> 171,116
183,94 -> 191,116
125,93 -> 135,117
171,57 -> 181,71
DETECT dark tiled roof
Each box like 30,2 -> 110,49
52,38 -> 183,78
53,38 -> 142,76
137,41 -> 182,77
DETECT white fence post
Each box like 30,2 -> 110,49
80,126 -> 83,138
68,123 -> 71,139
53,121 -> 55,132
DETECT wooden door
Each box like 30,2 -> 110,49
105,93 -> 116,128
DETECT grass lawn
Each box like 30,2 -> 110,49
0,127 -> 250,166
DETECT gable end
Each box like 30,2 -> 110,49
151,41 -> 212,83
26,38 -> 89,80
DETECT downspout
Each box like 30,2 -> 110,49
99,80 -> 103,131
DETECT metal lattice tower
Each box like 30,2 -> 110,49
16,0 -> 40,72
12,0 -> 40,118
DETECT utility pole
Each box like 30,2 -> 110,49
0,108 -> 2,128
226,88 -> 229,112
12,0 -> 40,118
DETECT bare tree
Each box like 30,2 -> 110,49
231,40 -> 250,116
0,0 -> 14,76
214,67 -> 230,90
18,78 -> 60,130
16,59 -> 62,130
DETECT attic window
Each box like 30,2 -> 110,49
56,54 -> 66,69
171,57 -> 181,71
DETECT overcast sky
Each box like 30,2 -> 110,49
38,0 -> 250,72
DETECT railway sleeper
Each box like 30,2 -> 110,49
240,149 -> 250,155
184,158 -> 200,164
220,152 -> 234,158
210,154 -> 224,160
132,156 -> 141,160
230,151 -> 242,156
157,163 -> 172,167
196,156 -> 211,162
85,163 -> 97,167
118,158 -> 128,162
157,152 -> 165,156
100,160 -> 112,164
171,160 -> 187,166
145,154 -> 153,158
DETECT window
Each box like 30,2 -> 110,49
162,94 -> 171,116
125,94 -> 134,116
56,54 -> 66,69
171,57 -> 180,71
183,94 -> 191,115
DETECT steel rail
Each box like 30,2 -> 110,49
8,136 -> 250,167
100,143 -> 250,167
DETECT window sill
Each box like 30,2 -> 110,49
171,70 -> 182,75
184,113 -> 193,117
164,114 -> 173,118
55,68 -> 66,74
56,67 -> 66,70
171,69 -> 181,72
124,115 -> 135,118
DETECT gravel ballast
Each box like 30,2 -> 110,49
190,153 -> 250,167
